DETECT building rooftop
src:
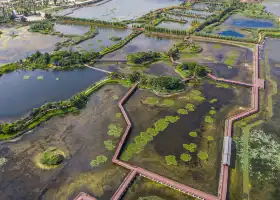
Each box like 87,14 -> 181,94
73,192 -> 97,200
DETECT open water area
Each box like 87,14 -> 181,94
0,68 -> 106,122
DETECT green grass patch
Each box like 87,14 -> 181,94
143,97 -> 159,106
183,143 -> 197,152
161,99 -> 175,107
197,151 -> 208,160
165,155 -> 177,166
189,132 -> 197,137
107,124 -> 123,137
177,109 -> 188,115
104,140 -> 115,151
37,76 -> 44,80
90,155 -> 108,167
209,98 -> 217,104
23,75 -> 31,80
115,113 -> 122,118
180,153 -> 192,162
185,103 -> 195,111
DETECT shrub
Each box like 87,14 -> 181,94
40,149 -> 64,166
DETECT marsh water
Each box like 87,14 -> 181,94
262,0 -> 280,16
70,27 -> 132,52
53,23 -> 90,35
121,81 -> 251,195
0,68 -> 106,121
0,84 -> 129,200
0,26 -> 65,64
219,30 -> 245,38
60,0 -> 183,21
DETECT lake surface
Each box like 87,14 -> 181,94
53,23 -> 90,35
157,21 -> 191,30
0,68 -> 106,120
64,0 -> 183,21
219,30 -> 245,38
71,27 -> 131,52
262,0 -> 280,16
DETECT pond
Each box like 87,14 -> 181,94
219,30 -> 245,38
0,26 -> 65,64
71,26 -> 132,52
53,23 -> 90,35
63,0 -> 183,21
224,14 -> 276,28
0,68 -> 106,121
157,21 -> 191,30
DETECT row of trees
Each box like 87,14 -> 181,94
127,52 -> 162,64
56,16 -> 127,28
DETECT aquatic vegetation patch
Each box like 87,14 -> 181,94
23,75 -> 31,80
115,113 -> 122,118
180,153 -> 192,162
113,95 -> 119,100
183,143 -> 197,152
90,155 -> 108,167
205,115 -> 215,124
209,98 -> 217,104
197,151 -> 208,160
104,140 -> 116,151
121,116 -> 180,161
185,103 -> 195,111
109,36 -> 122,41
0,157 -> 7,168
177,109 -> 188,115
209,110 -> 216,115
213,44 -> 222,49
187,89 -> 205,102
107,124 -> 123,137
206,136 -> 214,141
224,50 -> 240,66
165,155 -> 177,166
189,131 -> 198,137
161,99 -> 175,107
37,76 -> 44,80
142,97 -> 159,106
137,196 -> 165,200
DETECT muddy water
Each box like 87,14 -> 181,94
179,41 -> 254,83
0,26 -> 65,64
0,84 -> 128,200
121,81 -> 251,195
0,68 -> 106,122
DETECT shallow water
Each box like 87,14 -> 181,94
219,30 -> 245,38
0,68 -> 106,121
0,84 -> 128,200
0,27 -> 65,64
64,0 -> 183,21
71,26 -> 131,52
53,23 -> 90,35
157,21 -> 190,30
262,0 -> 280,16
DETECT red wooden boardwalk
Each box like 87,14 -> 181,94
74,45 -> 262,200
